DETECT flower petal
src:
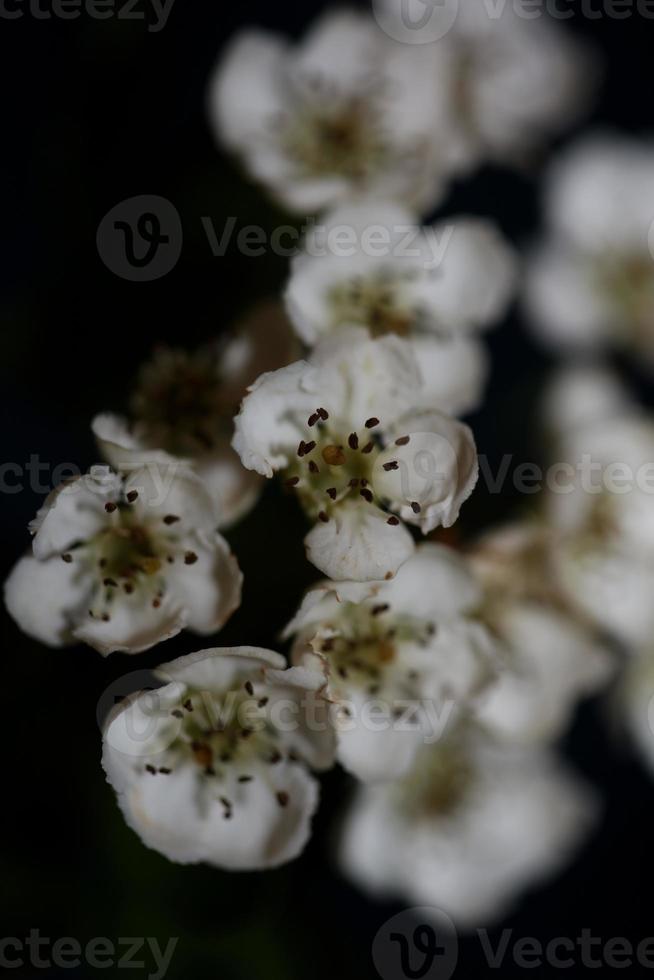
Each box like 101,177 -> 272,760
4,553 -> 88,647
305,501 -> 414,582
73,592 -> 187,656
165,529 -> 242,635
31,467 -> 122,560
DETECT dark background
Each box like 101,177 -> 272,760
1,1 -> 653,977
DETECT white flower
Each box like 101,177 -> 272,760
378,0 -> 596,172
5,464 -> 242,655
93,301 -> 297,529
340,729 -> 597,928
102,647 -> 336,870
232,330 -> 478,581
541,363 -> 632,439
208,10 -> 453,214
285,202 -> 516,415
469,523 -> 614,743
284,544 -> 499,782
545,410 -> 654,648
525,134 -> 654,362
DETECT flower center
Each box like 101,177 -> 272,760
313,603 -> 436,699
328,272 -> 419,338
131,345 -> 233,456
143,683 -> 296,818
400,741 -> 473,818
282,80 -> 390,180
282,407 -> 409,524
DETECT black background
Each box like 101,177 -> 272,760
1,0 -> 653,977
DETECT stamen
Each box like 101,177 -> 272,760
387,516 -> 400,525
285,476 -> 300,488
308,412 -> 320,427
308,460 -> 319,474
146,765 -> 157,775
395,435 -> 410,446
383,461 -> 399,471
103,578 -> 118,588
159,767 -> 172,775
238,775 -> 253,783
365,417 -> 380,429
183,699 -> 193,712
326,487 -> 337,500
258,697 -> 269,708
244,681 -> 254,696
411,501 -> 421,514
126,490 -> 139,503
61,553 -> 73,563
152,598 -> 161,609
104,502 -> 117,514
303,440 -> 317,455
276,791 -> 289,808
360,488 -> 373,503
317,408 -> 329,420
163,514 -> 180,525
361,441 -> 374,454
318,511 -> 330,523
184,551 -> 198,565
372,604 -> 390,616
348,433 -> 359,450
123,583 -> 134,594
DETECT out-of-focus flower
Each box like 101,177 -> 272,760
284,544 -> 499,782
103,647 -> 336,869
208,10 -> 453,214
622,647 -> 654,776
93,301 -> 297,528
545,401 -> 654,649
340,726 -> 597,928
525,134 -> 654,362
470,523 -> 614,743
284,203 -> 516,414
232,329 -> 478,581
4,465 -> 242,655
541,363 -> 632,439
378,0 -> 596,172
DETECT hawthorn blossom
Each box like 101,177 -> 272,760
380,0 -> 595,173
284,544 -> 499,782
103,647 -> 336,869
545,400 -> 654,649
93,301 -> 297,528
469,523 -> 614,743
340,727 -> 597,928
4,464 -> 242,655
284,203 -> 516,415
232,329 -> 478,581
525,134 -> 654,362
208,10 -> 452,214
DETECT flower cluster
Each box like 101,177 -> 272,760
7,0 -> 642,936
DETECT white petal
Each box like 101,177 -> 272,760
232,361 -> 319,477
31,468 -> 122,560
376,543 -> 481,621
165,529 -> 242,635
194,449 -> 263,530
125,464 -> 218,533
409,335 -> 488,416
417,218 -> 517,331
335,689 -> 425,783
373,414 -> 478,532
4,553 -> 87,647
208,30 -> 288,151
73,593 -> 186,656
92,413 -> 179,472
477,604 -> 614,743
305,502 -> 415,582
154,646 -> 286,692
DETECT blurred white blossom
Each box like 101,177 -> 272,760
525,134 -> 654,362
285,202 -> 516,414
